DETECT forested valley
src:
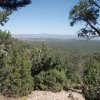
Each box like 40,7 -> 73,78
0,30 -> 100,100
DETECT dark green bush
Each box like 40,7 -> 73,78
0,31 -> 33,97
83,58 -> 100,100
0,50 -> 33,97
34,69 -> 67,92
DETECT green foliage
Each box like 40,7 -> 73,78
31,43 -> 68,91
0,31 -> 33,97
83,57 -> 100,100
65,49 -> 84,84
0,29 -> 100,99
34,69 -> 67,92
0,10 -> 12,26
0,0 -> 31,10
31,44 -> 59,76
69,0 -> 100,38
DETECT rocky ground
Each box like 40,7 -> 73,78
0,91 -> 85,100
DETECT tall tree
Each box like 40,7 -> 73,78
69,0 -> 100,39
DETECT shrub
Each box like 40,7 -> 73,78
0,32 -> 33,97
34,69 -> 67,92
83,58 -> 100,100
0,50 -> 33,97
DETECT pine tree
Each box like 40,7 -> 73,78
69,0 -> 100,39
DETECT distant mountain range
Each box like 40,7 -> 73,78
12,33 -> 100,41
12,33 -> 78,40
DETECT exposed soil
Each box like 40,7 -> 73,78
0,90 -> 85,100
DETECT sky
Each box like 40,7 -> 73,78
1,0 -> 84,35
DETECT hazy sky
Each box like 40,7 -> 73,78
1,0 -> 84,35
